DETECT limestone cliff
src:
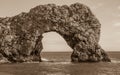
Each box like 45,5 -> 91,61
0,3 -> 111,63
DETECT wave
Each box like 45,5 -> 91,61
41,58 -> 49,62
111,58 -> 120,63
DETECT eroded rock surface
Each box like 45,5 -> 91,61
0,3 -> 111,63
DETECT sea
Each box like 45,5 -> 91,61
0,51 -> 120,75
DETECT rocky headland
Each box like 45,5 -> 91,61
0,3 -> 111,63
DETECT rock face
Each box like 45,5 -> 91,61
0,3 -> 111,63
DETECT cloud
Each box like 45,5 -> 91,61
118,6 -> 120,10
116,32 -> 120,35
114,23 -> 120,27
92,3 -> 103,9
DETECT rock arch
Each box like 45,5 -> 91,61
0,3 -> 110,63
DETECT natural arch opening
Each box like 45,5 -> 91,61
41,32 -> 72,62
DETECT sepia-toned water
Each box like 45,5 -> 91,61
0,52 -> 120,75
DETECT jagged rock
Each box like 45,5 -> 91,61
0,3 -> 110,63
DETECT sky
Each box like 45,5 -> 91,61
0,0 -> 120,51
